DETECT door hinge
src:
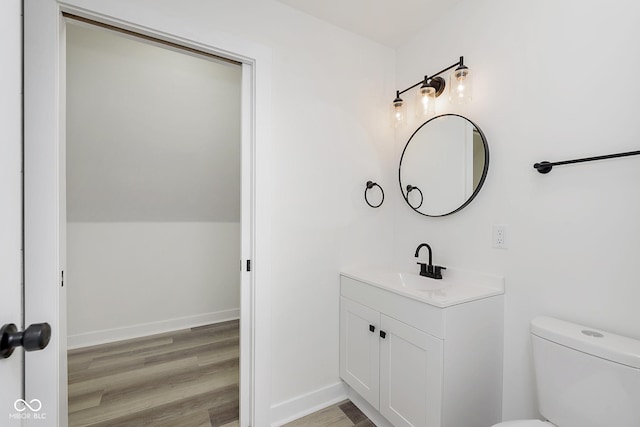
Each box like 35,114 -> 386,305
61,270 -> 64,287
246,260 -> 251,272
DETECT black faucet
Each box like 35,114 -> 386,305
415,243 -> 446,279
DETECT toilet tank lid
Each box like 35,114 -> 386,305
531,316 -> 640,369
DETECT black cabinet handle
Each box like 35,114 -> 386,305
369,324 -> 376,333
380,330 -> 387,339
1,323 -> 52,359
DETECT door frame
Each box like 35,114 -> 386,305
24,1 -> 273,426
0,0 -> 24,421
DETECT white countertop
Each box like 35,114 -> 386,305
340,265 -> 504,308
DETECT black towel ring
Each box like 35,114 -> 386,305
406,185 -> 424,209
365,181 -> 384,208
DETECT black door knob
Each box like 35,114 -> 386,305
0,323 -> 52,359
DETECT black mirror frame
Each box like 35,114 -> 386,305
398,114 -> 489,217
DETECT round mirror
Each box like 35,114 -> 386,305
399,114 -> 489,217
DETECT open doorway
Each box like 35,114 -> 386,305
24,4 -> 270,423
64,20 -> 242,425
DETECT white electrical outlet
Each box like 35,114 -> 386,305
492,224 -> 508,249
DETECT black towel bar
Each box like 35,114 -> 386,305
534,150 -> 640,174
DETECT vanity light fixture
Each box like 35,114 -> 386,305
392,56 -> 471,126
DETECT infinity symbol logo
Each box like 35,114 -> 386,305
14,399 -> 42,412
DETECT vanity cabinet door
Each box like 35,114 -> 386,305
340,297 -> 380,409
379,314 -> 444,427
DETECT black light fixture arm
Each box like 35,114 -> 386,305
534,149 -> 640,174
396,56 -> 465,97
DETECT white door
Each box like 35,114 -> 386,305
0,1 -> 26,424
379,315 -> 443,427
339,297 -> 381,409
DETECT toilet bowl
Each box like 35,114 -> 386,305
491,316 -> 640,427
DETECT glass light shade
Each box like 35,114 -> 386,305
416,85 -> 436,118
449,66 -> 472,104
391,98 -> 405,128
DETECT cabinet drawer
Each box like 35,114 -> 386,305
341,276 -> 444,339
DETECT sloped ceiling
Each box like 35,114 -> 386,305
275,0 -> 465,47
66,23 -> 241,222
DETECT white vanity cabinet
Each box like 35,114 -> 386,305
339,272 -> 504,427
340,297 -> 444,426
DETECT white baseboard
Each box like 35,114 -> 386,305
67,309 -> 239,349
270,381 -> 347,427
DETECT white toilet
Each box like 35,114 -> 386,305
493,316 -> 640,427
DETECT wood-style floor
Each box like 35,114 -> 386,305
283,400 -> 374,427
68,320 -> 240,427
68,320 -> 373,427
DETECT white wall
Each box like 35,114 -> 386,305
66,23 -> 242,222
61,0 -> 396,418
67,222 -> 240,347
394,0 -> 640,420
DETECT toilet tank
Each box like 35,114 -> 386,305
531,316 -> 640,427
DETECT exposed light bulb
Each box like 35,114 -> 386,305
391,92 -> 405,128
449,65 -> 472,104
416,84 -> 436,118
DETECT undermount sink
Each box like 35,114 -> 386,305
340,265 -> 504,307
398,272 -> 448,291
